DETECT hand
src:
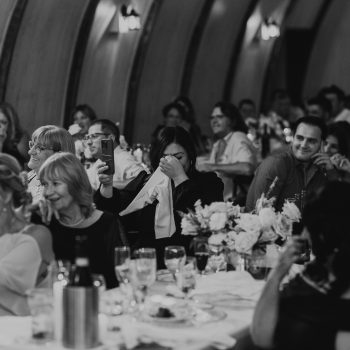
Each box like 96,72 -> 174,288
339,157 -> 350,173
97,161 -> 113,187
37,198 -> 60,225
312,152 -> 334,171
273,237 -> 306,280
159,156 -> 188,186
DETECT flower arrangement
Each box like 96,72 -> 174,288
180,177 -> 301,255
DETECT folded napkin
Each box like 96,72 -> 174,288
116,315 -> 236,350
119,167 -> 176,239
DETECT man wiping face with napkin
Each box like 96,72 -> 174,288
93,126 -> 224,267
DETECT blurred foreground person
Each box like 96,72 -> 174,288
0,153 -> 53,315
251,181 -> 350,350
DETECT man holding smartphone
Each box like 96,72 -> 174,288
84,119 -> 146,190
246,116 -> 339,212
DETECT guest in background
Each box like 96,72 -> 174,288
85,119 -> 146,190
0,153 -> 53,316
94,126 -> 223,266
197,101 -> 257,204
0,102 -> 30,166
305,95 -> 332,123
38,152 -> 126,289
251,181 -> 350,350
68,104 -> 97,160
238,98 -> 258,126
27,125 -> 75,203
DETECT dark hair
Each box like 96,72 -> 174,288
303,181 -> 350,295
0,153 -> 30,207
238,99 -> 255,109
173,96 -> 195,123
90,119 -> 120,144
70,104 -> 97,124
306,96 -> 332,114
292,116 -> 327,140
327,122 -> 350,158
319,85 -> 345,101
0,102 -> 24,143
214,101 -> 248,133
149,126 -> 196,172
162,102 -> 189,123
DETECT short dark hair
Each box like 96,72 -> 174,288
214,101 -> 248,133
238,99 -> 255,109
327,122 -> 350,158
292,116 -> 327,140
306,96 -> 332,114
162,102 -> 189,122
90,119 -> 120,144
149,126 -> 196,172
319,85 -> 345,101
70,104 -> 97,123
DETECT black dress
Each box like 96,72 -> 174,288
94,170 -> 224,267
48,212 -> 124,289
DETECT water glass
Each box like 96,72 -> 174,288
114,246 -> 131,284
164,245 -> 186,280
208,243 -> 226,273
193,237 -> 209,274
27,288 -> 54,342
176,257 -> 197,300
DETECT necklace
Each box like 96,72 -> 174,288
58,216 -> 85,228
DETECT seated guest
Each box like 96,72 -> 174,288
0,103 -> 30,166
251,181 -> 350,350
197,101 -> 257,204
94,126 -> 223,267
0,153 -> 53,316
27,125 -> 75,203
85,119 -> 146,190
38,152 -> 126,289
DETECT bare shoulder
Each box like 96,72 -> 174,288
24,224 -> 52,245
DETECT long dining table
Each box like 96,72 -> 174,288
0,271 -> 265,350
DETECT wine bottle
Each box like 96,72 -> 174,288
70,235 -> 93,287
261,124 -> 270,159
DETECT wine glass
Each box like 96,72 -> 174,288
176,257 -> 197,302
164,245 -> 186,280
133,248 -> 157,304
114,246 -> 131,285
193,237 -> 209,275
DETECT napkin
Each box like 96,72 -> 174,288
119,167 -> 176,239
116,315 -> 236,350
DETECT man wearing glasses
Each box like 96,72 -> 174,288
85,119 -> 146,190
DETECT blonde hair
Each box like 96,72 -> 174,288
32,125 -> 75,154
38,152 -> 93,217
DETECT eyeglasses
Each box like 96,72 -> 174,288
28,141 -> 53,154
83,133 -> 110,142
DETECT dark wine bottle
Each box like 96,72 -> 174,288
70,235 -> 93,287
261,124 -> 270,159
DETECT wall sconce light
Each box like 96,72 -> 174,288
261,18 -> 280,40
119,4 -> 141,33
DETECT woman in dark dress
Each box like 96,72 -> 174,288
94,126 -> 223,267
38,152 -> 126,289
251,181 -> 350,350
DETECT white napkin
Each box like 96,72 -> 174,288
116,315 -> 236,350
119,167 -> 176,239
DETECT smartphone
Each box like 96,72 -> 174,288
100,139 -> 115,175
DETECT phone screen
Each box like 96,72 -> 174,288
100,139 -> 115,175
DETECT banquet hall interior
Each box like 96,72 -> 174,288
0,0 -> 350,349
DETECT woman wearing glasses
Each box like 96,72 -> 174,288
27,126 -> 75,203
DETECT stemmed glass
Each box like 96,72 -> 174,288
114,246 -> 131,285
164,246 -> 186,281
193,237 -> 209,275
132,248 -> 157,305
176,257 -> 197,303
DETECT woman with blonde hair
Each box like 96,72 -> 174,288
27,125 -> 75,203
38,152 -> 126,289
0,153 -> 53,315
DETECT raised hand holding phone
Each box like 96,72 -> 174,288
100,138 -> 115,175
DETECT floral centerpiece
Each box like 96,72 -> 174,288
180,177 -> 301,259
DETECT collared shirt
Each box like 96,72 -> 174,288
86,146 -> 147,190
209,131 -> 257,200
246,148 -> 331,212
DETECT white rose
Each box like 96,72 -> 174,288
258,207 -> 276,228
282,201 -> 301,222
181,217 -> 198,236
208,232 -> 227,245
273,214 -> 292,239
208,202 -> 228,213
234,231 -> 259,254
224,231 -> 237,250
209,212 -> 227,231
259,228 -> 278,243
236,213 -> 261,234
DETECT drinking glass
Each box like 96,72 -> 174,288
114,246 -> 131,284
176,257 -> 197,301
133,248 -> 157,304
208,243 -> 226,273
193,237 -> 209,274
164,245 -> 186,280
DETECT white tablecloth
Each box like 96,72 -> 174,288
0,271 -> 264,350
